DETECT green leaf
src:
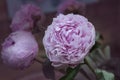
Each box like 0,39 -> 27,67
104,46 -> 111,60
90,41 -> 101,52
95,69 -> 115,80
59,64 -> 81,80
96,32 -> 100,41
89,49 -> 105,66
97,49 -> 106,60
90,32 -> 104,53
85,56 -> 97,68
96,32 -> 104,41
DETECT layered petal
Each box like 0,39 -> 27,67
43,14 -> 95,68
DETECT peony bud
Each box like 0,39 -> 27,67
43,14 -> 95,68
10,4 -> 45,31
1,31 -> 38,69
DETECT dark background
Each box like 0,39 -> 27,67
0,0 -> 119,80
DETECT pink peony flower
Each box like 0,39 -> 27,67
1,31 -> 38,69
10,4 -> 45,31
43,14 -> 95,68
57,0 -> 86,15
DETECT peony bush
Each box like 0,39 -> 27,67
1,2 -> 114,80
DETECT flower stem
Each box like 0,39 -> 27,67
84,58 -> 98,80
34,58 -> 44,64
79,68 -> 92,80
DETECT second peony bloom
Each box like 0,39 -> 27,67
43,14 -> 95,68
1,31 -> 38,69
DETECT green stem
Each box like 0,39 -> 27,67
79,68 -> 92,80
34,58 -> 44,64
84,58 -> 98,80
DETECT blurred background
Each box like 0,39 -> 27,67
0,0 -> 119,80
